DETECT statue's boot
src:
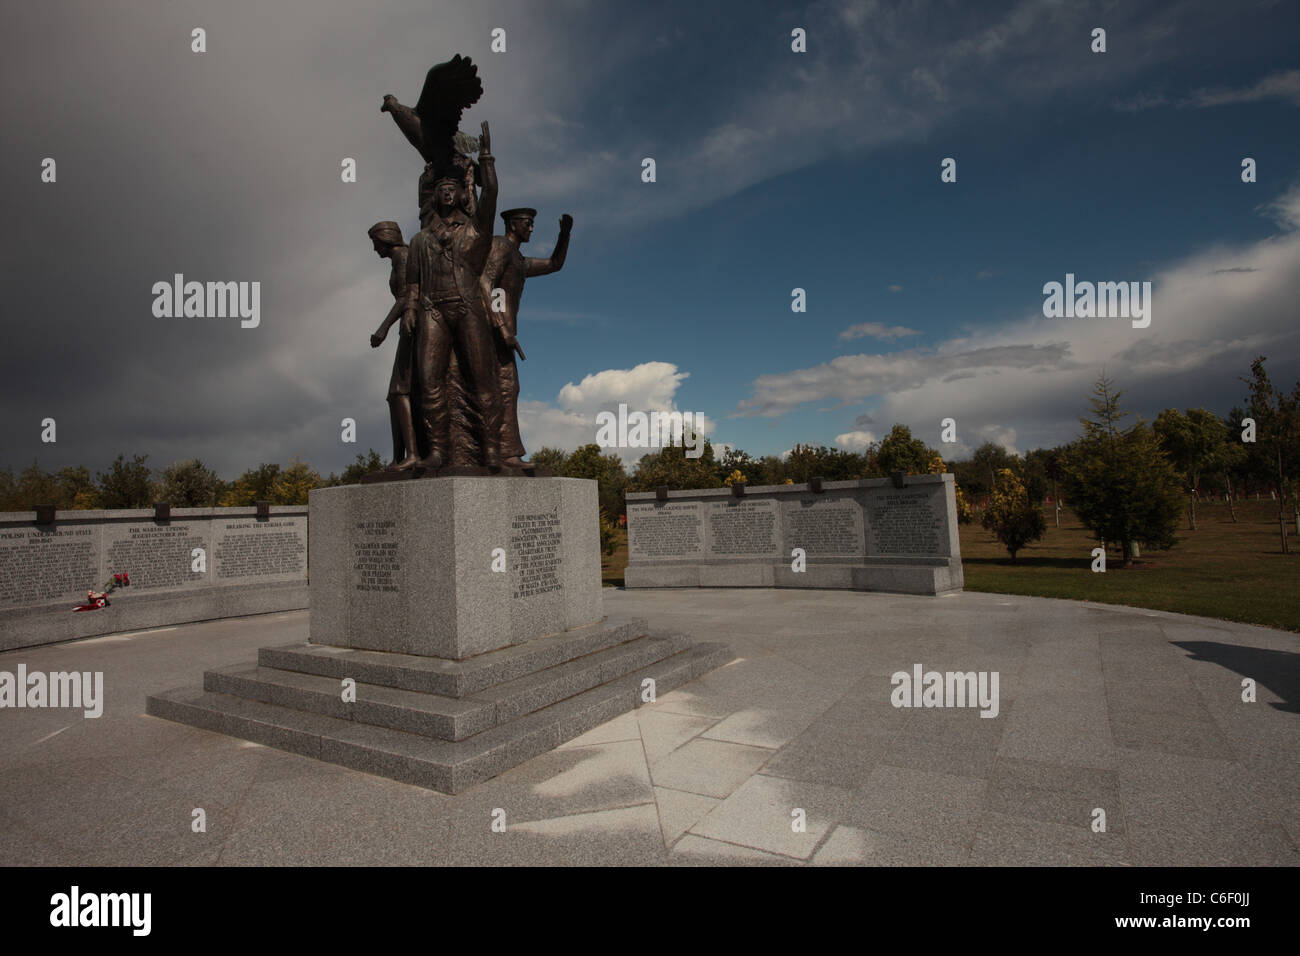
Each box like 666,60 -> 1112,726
502,456 -> 528,469
416,448 -> 444,472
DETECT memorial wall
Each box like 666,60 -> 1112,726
0,505 -> 309,651
624,474 -> 963,595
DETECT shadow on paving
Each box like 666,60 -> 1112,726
1172,641 -> 1300,713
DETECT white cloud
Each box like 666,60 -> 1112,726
734,184 -> 1300,454
515,401 -> 592,454
956,424 -> 1020,459
557,361 -> 689,415
570,0 -> 1191,228
521,361 -> 717,464
1191,69 -> 1300,108
1113,70 -> 1300,114
735,343 -> 1075,418
835,430 -> 876,451
839,321 -> 922,342
907,67 -> 947,103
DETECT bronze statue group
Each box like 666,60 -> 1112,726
368,56 -> 571,476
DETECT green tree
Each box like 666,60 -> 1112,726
1153,408 -> 1231,531
220,463 -> 282,506
1043,447 -> 1066,525
0,463 -> 97,510
558,443 -> 629,519
159,459 -> 221,507
971,441 -> 1016,493
876,425 -> 936,476
321,449 -> 384,486
528,447 -> 568,473
598,513 -> 619,557
1217,412 -> 1249,522
716,447 -> 759,486
56,466 -> 98,509
0,467 -> 16,510
629,439 -> 721,492
272,458 -> 322,505
1021,448 -> 1057,506
1241,356 -> 1299,553
949,457 -> 991,500
781,444 -> 823,484
1060,376 -> 1184,567
813,445 -> 871,481
14,460 -> 61,510
754,454 -> 786,485
97,454 -> 155,508
981,467 -> 1046,561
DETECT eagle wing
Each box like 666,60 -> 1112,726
414,54 -> 484,173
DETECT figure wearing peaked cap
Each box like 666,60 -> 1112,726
480,208 -> 573,467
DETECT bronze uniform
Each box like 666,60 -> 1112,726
386,245 -> 413,398
482,236 -> 529,460
407,208 -> 502,463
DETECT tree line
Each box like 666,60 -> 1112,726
530,355 -> 1298,563
0,451 -> 385,512
4,356 -> 1294,559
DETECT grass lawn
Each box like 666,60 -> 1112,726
602,499 -> 1300,632
962,499 -> 1299,632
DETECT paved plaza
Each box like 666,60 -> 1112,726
1,588 -> 1296,866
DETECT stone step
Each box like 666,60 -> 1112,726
147,642 -> 733,793
258,617 -> 648,698
205,631 -> 693,742
203,664 -> 496,742
472,631 -> 694,723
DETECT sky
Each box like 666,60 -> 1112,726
2,0 -> 1298,479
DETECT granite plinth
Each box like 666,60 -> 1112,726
623,474 -> 963,596
147,617 -> 733,793
309,477 -> 602,660
148,478 -> 732,792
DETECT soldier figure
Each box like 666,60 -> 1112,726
404,121 -> 503,471
480,209 -> 572,468
367,221 -> 419,471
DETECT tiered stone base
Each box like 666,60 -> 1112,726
147,617 -> 730,794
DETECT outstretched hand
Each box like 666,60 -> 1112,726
370,330 -> 386,348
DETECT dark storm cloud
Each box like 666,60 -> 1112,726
0,1 -> 604,478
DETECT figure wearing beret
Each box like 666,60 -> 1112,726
368,221 -> 419,471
